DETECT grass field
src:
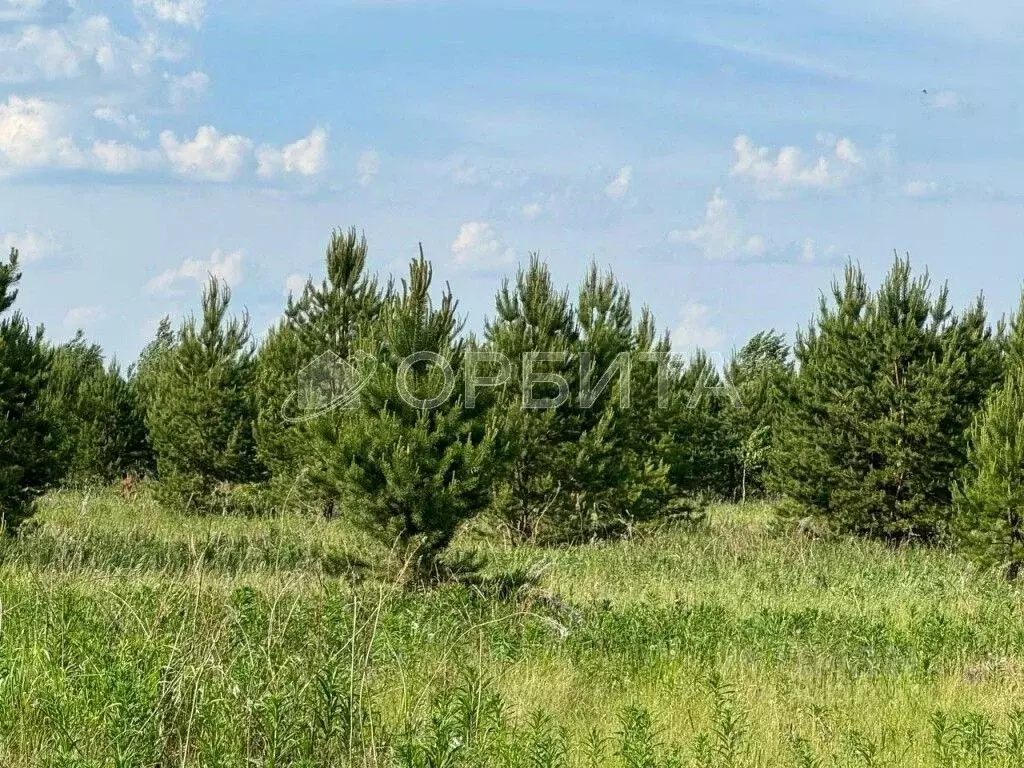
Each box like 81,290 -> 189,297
2,490 -> 1024,766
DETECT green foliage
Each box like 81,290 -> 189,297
955,365 -> 1024,578
723,331 -> 794,501
147,278 -> 262,512
664,350 -> 736,499
253,227 -> 385,508
0,248 -> 53,531
40,334 -> 149,485
771,257 -> 1000,540
483,255 -> 579,541
308,253 -> 496,571
484,258 -> 699,544
129,315 -> 174,445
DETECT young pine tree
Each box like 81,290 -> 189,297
41,335 -> 148,484
564,264 -> 680,539
482,255 -> 579,541
131,317 -> 174,420
955,366 -> 1024,579
253,228 -> 385,506
771,257 -> 999,540
147,278 -> 261,512
308,253 -> 495,574
664,350 -> 735,498
723,331 -> 793,502
0,249 -> 54,531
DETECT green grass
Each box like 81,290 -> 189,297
2,489 -> 1024,766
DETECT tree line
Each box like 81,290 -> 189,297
2,231 -> 1024,578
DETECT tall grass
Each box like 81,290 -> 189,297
1,489 -> 1022,765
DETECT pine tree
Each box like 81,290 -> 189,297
0,248 -> 54,532
771,257 -> 1000,540
723,331 -> 793,501
41,335 -> 148,484
565,263 -> 671,539
955,366 -> 1024,579
147,278 -> 261,512
253,228 -> 385,507
125,317 -> 174,478
483,255 -> 578,541
131,316 -> 174,419
307,252 -> 495,574
663,350 -> 734,498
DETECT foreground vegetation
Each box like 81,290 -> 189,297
3,489 -> 1024,766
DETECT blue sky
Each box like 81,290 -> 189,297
2,0 -> 1023,364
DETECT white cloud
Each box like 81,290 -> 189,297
0,0 -> 47,22
521,201 -> 543,220
93,107 -> 147,138
447,156 -> 484,186
91,140 -> 162,173
670,189 -> 766,261
0,95 -> 84,173
256,127 -> 328,179
925,90 -> 961,110
672,189 -> 842,265
730,134 -> 874,196
145,249 -> 244,294
63,305 -> 105,329
604,164 -> 632,199
355,147 -> 379,186
796,238 -> 839,264
671,303 -> 725,355
160,125 -> 254,181
0,15 -> 182,84
450,222 -> 514,269
902,179 -> 942,199
284,272 -> 307,297
133,0 -> 206,28
167,69 -> 209,109
1,227 -> 58,261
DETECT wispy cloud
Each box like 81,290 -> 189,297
604,165 -> 632,199
133,0 -> 206,29
1,227 -> 58,261
63,305 -> 106,329
144,249 -> 244,295
355,147 -> 380,186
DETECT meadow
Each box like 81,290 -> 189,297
1,490 -> 1024,767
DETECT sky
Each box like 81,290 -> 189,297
2,0 -> 1024,365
